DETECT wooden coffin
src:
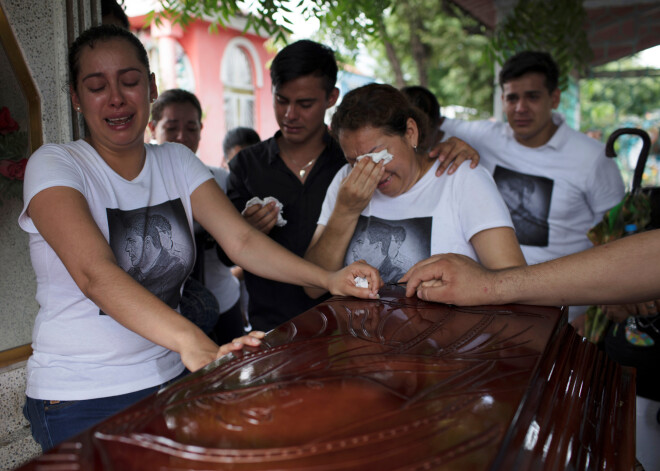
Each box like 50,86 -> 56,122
18,287 -> 635,470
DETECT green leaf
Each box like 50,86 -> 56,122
489,0 -> 592,88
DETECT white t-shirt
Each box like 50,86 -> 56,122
204,166 -> 240,313
19,140 -> 212,401
318,160 -> 514,283
442,113 -> 625,265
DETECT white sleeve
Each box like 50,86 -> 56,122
441,118 -> 490,143
172,143 -> 214,194
584,151 -> 626,225
19,144 -> 85,233
207,165 -> 229,193
455,165 -> 514,240
317,164 -> 351,226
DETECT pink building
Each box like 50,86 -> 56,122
130,15 -> 278,167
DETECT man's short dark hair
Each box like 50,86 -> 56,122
222,127 -> 261,157
270,40 -> 338,96
151,89 -> 202,124
499,51 -> 559,93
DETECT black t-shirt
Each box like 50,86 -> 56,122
227,130 -> 346,331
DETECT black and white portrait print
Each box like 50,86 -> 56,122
345,215 -> 431,283
493,166 -> 553,247
105,199 -> 193,313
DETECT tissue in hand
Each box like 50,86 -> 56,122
243,196 -> 287,227
356,149 -> 393,165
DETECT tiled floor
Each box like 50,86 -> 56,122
0,363 -> 41,471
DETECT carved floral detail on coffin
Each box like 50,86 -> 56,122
21,287 -> 634,470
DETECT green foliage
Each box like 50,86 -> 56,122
312,0 -> 393,56
489,0 -> 592,90
415,7 -> 493,115
148,0 -> 298,42
584,192 -> 652,343
580,53 -> 660,189
580,56 -> 660,136
148,0 -> 494,114
316,0 -> 495,116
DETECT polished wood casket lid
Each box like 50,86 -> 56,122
19,287 -> 635,470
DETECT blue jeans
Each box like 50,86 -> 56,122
23,371 -> 188,452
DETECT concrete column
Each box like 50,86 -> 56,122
151,19 -> 184,91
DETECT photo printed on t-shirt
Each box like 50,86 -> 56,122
493,166 -> 553,247
103,199 -> 193,314
344,215 -> 431,283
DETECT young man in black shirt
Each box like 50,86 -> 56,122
227,40 -> 343,331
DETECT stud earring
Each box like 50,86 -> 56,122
413,144 -> 418,152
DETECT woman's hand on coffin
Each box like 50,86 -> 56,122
216,331 -> 265,359
327,260 -> 383,299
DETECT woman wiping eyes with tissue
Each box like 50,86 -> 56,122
304,83 -> 526,298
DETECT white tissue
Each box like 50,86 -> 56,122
354,276 -> 369,288
243,196 -> 287,227
356,149 -> 393,165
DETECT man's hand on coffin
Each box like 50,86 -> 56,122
400,253 -> 493,305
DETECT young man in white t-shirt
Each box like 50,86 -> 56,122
443,51 -> 624,265
441,51 -> 625,319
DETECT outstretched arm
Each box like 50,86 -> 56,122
469,226 -> 526,269
401,229 -> 660,306
192,179 -> 383,300
28,187 -> 259,372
